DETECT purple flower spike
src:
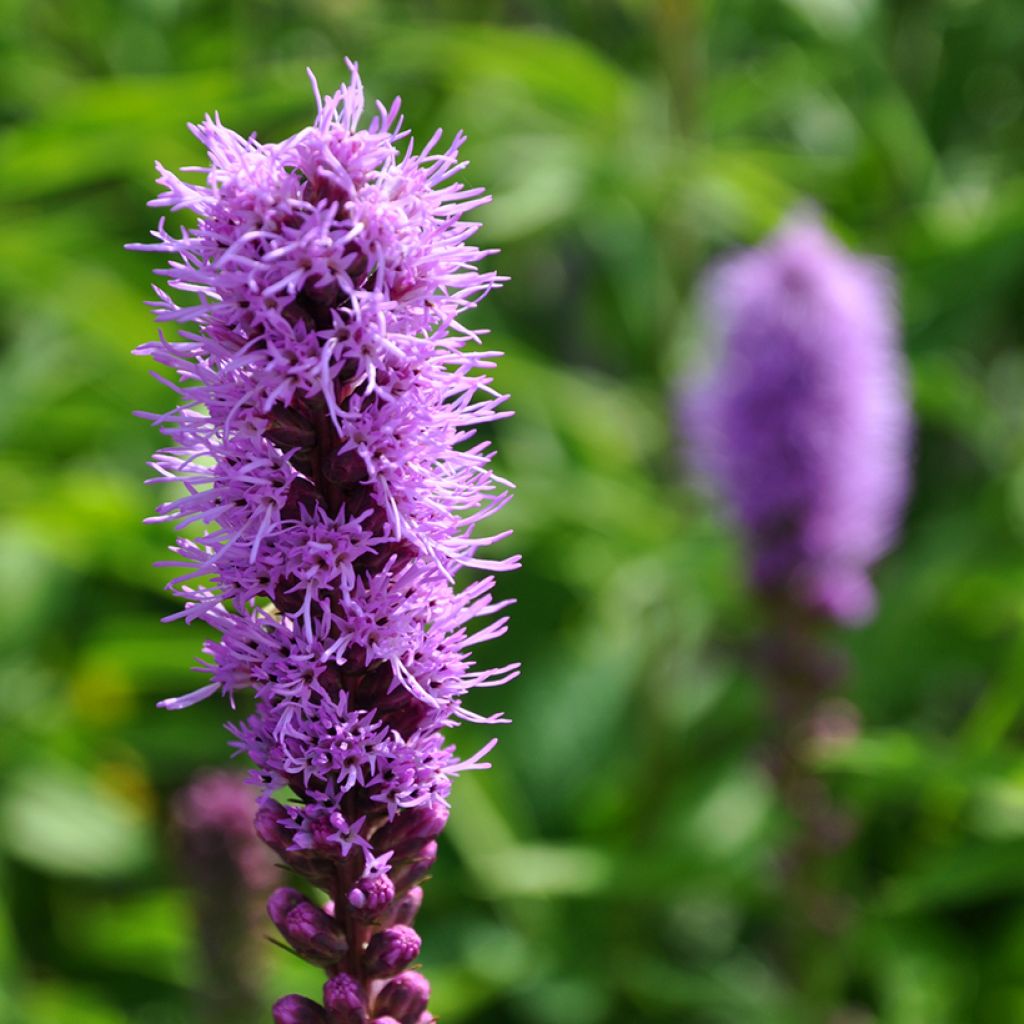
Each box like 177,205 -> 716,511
132,62 -> 517,1021
685,211 -> 910,624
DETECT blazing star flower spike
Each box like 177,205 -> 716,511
132,63 -> 518,1021
685,211 -> 910,624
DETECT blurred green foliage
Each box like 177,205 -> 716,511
3,0 -> 1024,1021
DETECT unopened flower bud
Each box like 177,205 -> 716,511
268,888 -> 347,965
310,813 -> 343,853
257,815 -> 332,883
348,873 -> 395,918
374,971 -> 430,1023
384,886 -> 423,927
364,925 -> 421,978
373,803 -> 449,850
284,901 -> 348,964
273,994 -> 328,1024
323,972 -> 367,1024
267,887 -> 305,929
254,800 -> 293,854
390,841 -> 437,891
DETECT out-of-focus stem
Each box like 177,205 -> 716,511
759,602 -> 856,1011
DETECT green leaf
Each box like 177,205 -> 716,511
0,763 -> 153,878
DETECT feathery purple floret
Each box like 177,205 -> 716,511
686,212 -> 910,624
133,63 -> 515,1021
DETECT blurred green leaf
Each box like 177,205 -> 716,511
0,764 -> 153,878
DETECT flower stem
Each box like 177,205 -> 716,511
759,602 -> 856,1013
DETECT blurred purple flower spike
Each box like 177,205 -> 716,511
133,62 -> 517,1020
686,211 -> 911,624
172,770 -> 275,1024
683,212 -> 913,979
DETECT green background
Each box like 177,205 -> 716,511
3,0 -> 1024,1021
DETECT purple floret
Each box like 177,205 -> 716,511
133,62 -> 516,1018
685,212 -> 910,624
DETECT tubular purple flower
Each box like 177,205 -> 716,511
685,212 -> 910,625
132,63 -> 517,1019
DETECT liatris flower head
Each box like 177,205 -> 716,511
684,210 -> 910,625
133,62 -> 517,1022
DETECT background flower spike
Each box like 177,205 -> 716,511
685,209 -> 911,625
